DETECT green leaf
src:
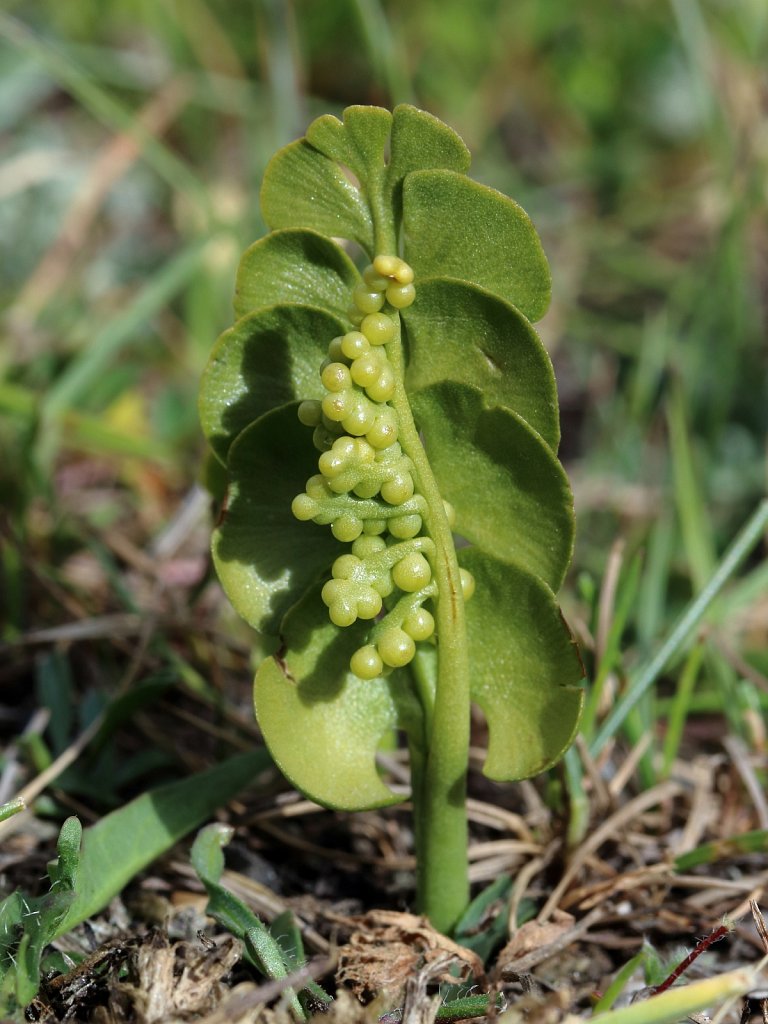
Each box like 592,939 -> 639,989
402,170 -> 551,322
257,106 -> 473,262
190,825 -> 312,1019
0,891 -> 23,974
593,950 -> 650,1014
460,549 -> 583,781
190,826 -> 282,968
402,278 -> 560,450
0,798 -> 25,824
305,105 -> 392,182
1,817 -> 82,1010
302,104 -> 470,230
200,304 -> 347,464
213,405 -> 342,636
260,139 -> 374,252
190,822 -> 230,887
270,910 -> 305,968
452,874 -> 512,963
234,229 -> 360,321
54,749 -> 271,937
48,816 -> 82,891
192,826 -> 280,963
269,912 -> 333,1012
14,932 -> 40,1009
412,383 -> 574,590
254,585 -> 422,811
385,104 -> 471,200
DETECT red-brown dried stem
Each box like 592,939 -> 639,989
650,923 -> 730,995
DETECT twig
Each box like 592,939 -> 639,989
723,737 -> 768,829
650,923 -> 730,995
538,780 -> 681,920
596,538 -> 625,668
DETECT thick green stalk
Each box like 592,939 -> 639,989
370,200 -> 470,930
388,318 -> 470,933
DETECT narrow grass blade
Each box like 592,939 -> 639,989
668,382 -> 715,590
54,748 -> 271,936
0,13 -> 209,214
660,642 -> 704,778
351,0 -> 412,105
590,499 -> 768,755
592,949 -> 647,1014
590,966 -> 756,1023
0,799 -> 25,824
43,239 -> 209,419
564,744 -> 590,848
0,382 -> 174,463
674,828 -> 768,871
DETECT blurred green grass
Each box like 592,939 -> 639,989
1,0 -> 766,794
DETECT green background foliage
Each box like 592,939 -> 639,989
2,0 -> 765,560
1,0 -> 766,962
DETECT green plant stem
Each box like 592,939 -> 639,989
370,201 -> 471,930
590,498 -> 768,756
388,316 -> 470,933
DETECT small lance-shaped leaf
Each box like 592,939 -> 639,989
452,875 -> 513,964
255,585 -> 423,811
11,817 -> 83,1006
213,405 -> 342,636
191,828 -> 290,975
402,278 -> 560,451
200,305 -> 347,465
0,892 -> 23,974
402,170 -> 551,323
53,749 -> 271,937
234,229 -> 360,321
191,825 -> 310,1020
269,912 -> 333,1012
412,382 -> 574,591
47,815 -> 82,892
459,549 -> 583,781
260,139 -> 374,252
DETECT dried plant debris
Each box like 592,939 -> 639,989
27,930 -> 242,1024
27,938 -> 137,1023
497,909 -> 577,971
337,911 -> 483,1001
111,930 -> 243,1023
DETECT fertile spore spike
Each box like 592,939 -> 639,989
292,257 -> 473,676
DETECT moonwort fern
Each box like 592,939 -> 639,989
199,104 -> 583,934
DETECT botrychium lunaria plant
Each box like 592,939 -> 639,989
199,104 -> 584,933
